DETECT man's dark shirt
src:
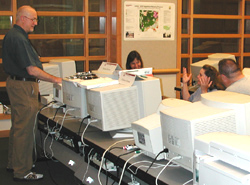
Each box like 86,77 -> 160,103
2,24 -> 43,78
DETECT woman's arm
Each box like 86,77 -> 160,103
182,67 -> 192,101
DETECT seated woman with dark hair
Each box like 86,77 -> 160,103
182,64 -> 225,102
126,50 -> 144,69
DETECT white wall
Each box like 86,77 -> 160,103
154,74 -> 176,98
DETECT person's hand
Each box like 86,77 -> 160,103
200,75 -> 212,93
182,67 -> 192,84
55,77 -> 62,84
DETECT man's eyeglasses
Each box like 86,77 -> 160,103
24,16 -> 38,23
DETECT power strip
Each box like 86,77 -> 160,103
63,138 -> 74,147
128,181 -> 140,185
91,153 -> 117,171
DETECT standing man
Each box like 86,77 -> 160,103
2,5 -> 62,181
219,58 -> 250,95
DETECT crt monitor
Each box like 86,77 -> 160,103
242,68 -> 250,76
49,58 -> 76,78
201,90 -> 250,135
190,53 -> 235,84
86,84 -> 140,131
62,76 -> 118,118
62,79 -> 88,118
133,77 -> 162,118
160,101 -> 237,172
132,98 -> 191,160
39,63 -> 60,95
198,156 -> 250,185
39,59 -> 76,96
50,59 -> 76,103
132,113 -> 164,159
194,132 -> 250,173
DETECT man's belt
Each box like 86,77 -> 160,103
10,75 -> 40,83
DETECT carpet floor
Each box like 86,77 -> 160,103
0,137 -> 81,185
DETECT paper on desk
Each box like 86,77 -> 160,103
119,72 -> 136,86
68,77 -> 119,89
97,62 -> 122,74
119,68 -> 153,76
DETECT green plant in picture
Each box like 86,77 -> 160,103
163,25 -> 170,31
139,10 -> 159,32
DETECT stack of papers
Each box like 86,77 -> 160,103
65,77 -> 119,89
